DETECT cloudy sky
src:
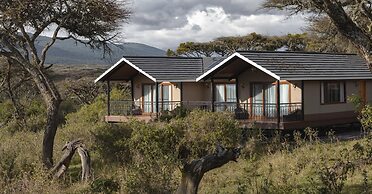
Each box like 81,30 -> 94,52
120,0 -> 307,50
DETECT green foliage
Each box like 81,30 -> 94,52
175,110 -> 242,161
318,159 -> 355,193
0,91 -> 371,193
158,106 -> 188,122
90,178 -> 120,194
167,31 -> 353,57
124,120 -> 182,193
359,105 -> 372,133
0,100 -> 13,123
93,123 -> 132,164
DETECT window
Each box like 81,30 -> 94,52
321,81 -> 345,104
214,84 -> 236,102
214,83 -> 236,111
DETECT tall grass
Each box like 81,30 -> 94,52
0,93 -> 370,193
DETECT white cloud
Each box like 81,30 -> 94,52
122,7 -> 306,50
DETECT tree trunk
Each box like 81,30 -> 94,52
176,172 -> 202,194
318,0 -> 372,69
43,98 -> 61,168
51,139 -> 91,181
176,145 -> 240,194
24,65 -> 61,169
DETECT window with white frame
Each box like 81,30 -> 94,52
320,81 -> 345,104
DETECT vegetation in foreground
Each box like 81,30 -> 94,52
0,88 -> 370,193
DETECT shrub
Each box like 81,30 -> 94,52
359,105 -> 372,134
93,123 -> 132,165
90,178 -> 120,194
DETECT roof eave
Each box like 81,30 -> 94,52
195,52 -> 281,82
94,57 -> 157,83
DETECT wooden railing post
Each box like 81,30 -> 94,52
276,80 -> 281,129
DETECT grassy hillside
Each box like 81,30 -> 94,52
0,91 -> 370,193
0,65 -> 370,194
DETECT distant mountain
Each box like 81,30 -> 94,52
35,36 -> 166,65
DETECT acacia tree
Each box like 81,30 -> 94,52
0,0 -> 130,168
263,0 -> 372,69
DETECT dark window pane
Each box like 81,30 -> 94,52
323,82 -> 344,104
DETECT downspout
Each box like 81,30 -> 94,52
276,80 -> 281,129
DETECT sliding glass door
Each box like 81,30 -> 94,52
251,83 -> 290,118
160,85 -> 172,111
280,84 -> 290,115
265,84 -> 276,118
143,84 -> 156,113
252,84 -> 264,116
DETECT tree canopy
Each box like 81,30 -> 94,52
0,0 -> 130,168
167,32 -> 352,57
263,0 -> 372,68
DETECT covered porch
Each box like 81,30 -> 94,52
97,54 -> 304,129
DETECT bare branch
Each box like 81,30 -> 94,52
18,25 -> 41,64
39,26 -> 61,67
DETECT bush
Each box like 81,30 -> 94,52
359,105 -> 372,134
158,106 -> 188,122
90,178 -> 120,194
93,123 -> 132,165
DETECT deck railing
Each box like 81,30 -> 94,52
109,100 -> 303,121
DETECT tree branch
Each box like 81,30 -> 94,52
39,26 -> 61,67
18,25 -> 41,64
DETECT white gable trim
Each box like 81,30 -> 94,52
195,52 -> 281,81
95,57 -> 156,83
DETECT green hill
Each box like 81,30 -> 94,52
35,36 -> 166,65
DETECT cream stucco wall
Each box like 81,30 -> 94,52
182,82 -> 211,101
303,80 -> 359,115
290,81 -> 302,103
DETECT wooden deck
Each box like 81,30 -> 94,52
105,115 -> 286,129
105,115 -> 154,123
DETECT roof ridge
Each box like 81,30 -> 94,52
123,56 -> 203,59
237,50 -> 358,56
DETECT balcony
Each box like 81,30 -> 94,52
108,100 -> 303,123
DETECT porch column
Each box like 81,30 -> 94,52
107,80 -> 111,116
211,79 -> 215,112
301,80 -> 305,120
130,79 -> 134,102
276,80 -> 280,128
236,77 -> 239,107
155,82 -> 159,114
